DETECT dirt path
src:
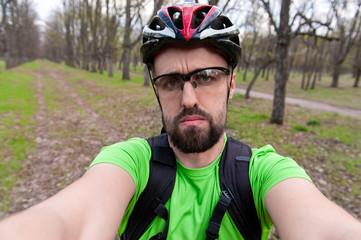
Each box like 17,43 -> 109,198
9,63 -> 126,212
235,88 -> 361,119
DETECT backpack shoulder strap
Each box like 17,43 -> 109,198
121,134 -> 177,240
206,137 -> 261,240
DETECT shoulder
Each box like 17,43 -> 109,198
90,138 -> 151,166
248,144 -> 312,226
89,137 -> 152,193
249,144 -> 311,191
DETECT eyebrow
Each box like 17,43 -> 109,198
155,66 -> 229,78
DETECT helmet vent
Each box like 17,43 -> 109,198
191,6 -> 211,29
168,7 -> 183,29
210,15 -> 233,30
149,16 -> 166,31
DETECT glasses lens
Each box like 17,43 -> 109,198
155,75 -> 183,93
192,69 -> 228,87
153,67 -> 230,97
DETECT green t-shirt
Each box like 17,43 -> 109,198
89,135 -> 312,239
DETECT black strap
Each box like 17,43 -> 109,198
149,198 -> 170,240
121,134 -> 176,240
218,138 -> 261,240
205,190 -> 233,240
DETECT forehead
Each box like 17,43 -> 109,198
153,46 -> 228,75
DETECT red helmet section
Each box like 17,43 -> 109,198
161,4 -> 217,41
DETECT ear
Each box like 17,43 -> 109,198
228,72 -> 236,99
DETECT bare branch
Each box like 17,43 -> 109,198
260,0 -> 279,34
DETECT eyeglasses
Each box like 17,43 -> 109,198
152,67 -> 231,97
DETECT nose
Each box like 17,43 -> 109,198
181,81 -> 198,108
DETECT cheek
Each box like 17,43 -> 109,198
159,97 -> 179,118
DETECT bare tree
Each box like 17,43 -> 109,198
79,0 -> 89,70
245,54 -> 274,99
63,0 -> 77,67
44,10 -> 65,63
104,0 -> 119,77
86,0 -> 101,73
329,0 -> 361,87
5,0 -> 39,68
122,0 -> 145,80
143,0 -> 164,86
260,0 -> 331,124
0,0 -> 12,61
353,35 -> 361,87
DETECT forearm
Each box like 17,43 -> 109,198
0,205 -> 69,240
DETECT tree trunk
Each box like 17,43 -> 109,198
246,66 -> 263,99
122,0 -> 131,80
123,47 -> 131,80
108,53 -> 113,77
331,64 -> 341,87
265,66 -> 270,81
354,69 -> 360,87
243,64 -> 249,81
301,41 -> 311,89
99,54 -> 104,74
144,65 -> 150,86
270,0 -> 291,125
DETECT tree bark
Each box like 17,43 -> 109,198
331,64 -> 341,87
122,0 -> 131,80
270,0 -> 291,125
354,69 -> 360,87
143,65 -> 150,86
245,59 -> 274,99
330,1 -> 361,87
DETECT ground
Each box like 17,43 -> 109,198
1,60 -> 360,239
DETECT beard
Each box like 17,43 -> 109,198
163,107 -> 226,154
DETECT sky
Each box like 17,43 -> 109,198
32,0 -> 62,22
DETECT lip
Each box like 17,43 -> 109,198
180,115 -> 206,127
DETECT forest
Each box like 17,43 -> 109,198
1,0 -> 361,124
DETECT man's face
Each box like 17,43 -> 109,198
153,46 -> 235,154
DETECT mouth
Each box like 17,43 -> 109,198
180,115 -> 206,127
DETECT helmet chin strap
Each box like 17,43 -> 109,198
226,67 -> 234,105
147,64 -> 166,133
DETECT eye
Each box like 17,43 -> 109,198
157,76 -> 181,90
194,70 -> 218,84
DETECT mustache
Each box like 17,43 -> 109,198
173,107 -> 213,125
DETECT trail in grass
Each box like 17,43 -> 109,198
9,62 -> 126,213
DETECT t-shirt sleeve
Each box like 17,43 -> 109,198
89,137 -> 151,199
249,144 -> 312,229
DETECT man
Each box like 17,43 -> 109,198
0,2 -> 361,240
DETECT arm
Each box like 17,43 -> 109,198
0,163 -> 135,240
265,178 -> 361,240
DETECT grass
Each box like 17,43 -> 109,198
227,94 -> 361,209
0,58 -> 5,73
234,69 -> 361,110
0,60 -> 360,220
0,61 -> 38,210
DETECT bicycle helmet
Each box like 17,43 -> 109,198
141,2 -> 241,68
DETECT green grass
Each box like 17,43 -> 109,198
227,93 -> 361,212
307,120 -> 321,126
1,59 -> 360,219
0,63 -> 38,210
0,58 -> 5,73
291,125 -> 309,132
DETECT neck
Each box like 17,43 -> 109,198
169,133 -> 225,169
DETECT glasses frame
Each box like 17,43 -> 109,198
152,66 -> 231,91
